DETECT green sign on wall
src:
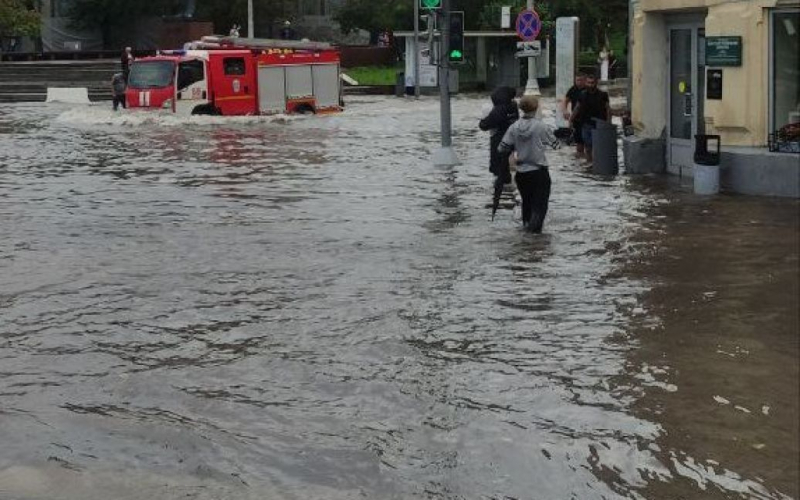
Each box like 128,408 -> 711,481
706,36 -> 742,66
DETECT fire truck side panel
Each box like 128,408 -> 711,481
175,58 -> 210,116
257,66 -> 287,114
285,65 -> 314,106
312,64 -> 341,112
208,51 -> 258,116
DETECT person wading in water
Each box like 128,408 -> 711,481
479,87 -> 519,218
498,96 -> 559,233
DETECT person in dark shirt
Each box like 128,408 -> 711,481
280,21 -> 296,40
111,73 -> 127,111
121,47 -> 134,82
571,74 -> 611,165
479,86 -> 520,184
563,74 -> 586,157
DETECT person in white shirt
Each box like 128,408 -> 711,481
498,96 -> 560,233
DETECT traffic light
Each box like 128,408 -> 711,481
448,11 -> 465,63
420,0 -> 441,9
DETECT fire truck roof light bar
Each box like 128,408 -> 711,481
197,36 -> 333,52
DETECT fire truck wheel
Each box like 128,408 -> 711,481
294,104 -> 316,115
192,104 -> 220,116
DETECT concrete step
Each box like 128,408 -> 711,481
0,60 -> 120,102
0,93 -> 112,103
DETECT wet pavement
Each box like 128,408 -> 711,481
0,96 -> 797,500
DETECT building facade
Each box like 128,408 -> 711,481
626,0 -> 799,197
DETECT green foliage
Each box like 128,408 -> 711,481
0,0 -> 39,38
195,0 -> 297,35
344,66 -> 399,86
334,0 -> 624,50
334,0 -> 413,36
549,0 -> 628,50
67,0 -> 184,46
67,0 -> 296,46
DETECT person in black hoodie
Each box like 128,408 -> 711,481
479,87 -> 519,217
479,87 -> 519,183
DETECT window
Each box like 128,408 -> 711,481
771,10 -> 800,137
224,57 -> 246,76
178,60 -> 204,90
128,61 -> 175,89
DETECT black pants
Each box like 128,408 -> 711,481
515,168 -> 551,233
113,95 -> 126,111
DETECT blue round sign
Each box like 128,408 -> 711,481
516,9 -> 541,42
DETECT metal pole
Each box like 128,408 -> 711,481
627,0 -> 634,111
248,0 -> 254,38
432,0 -> 460,166
524,0 -> 541,96
414,0 -> 421,99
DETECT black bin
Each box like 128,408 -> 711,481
592,118 -> 619,176
693,134 -> 721,166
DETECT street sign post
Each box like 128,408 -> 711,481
433,0 -> 459,166
516,9 -> 542,41
518,3 -> 542,96
516,40 -> 541,58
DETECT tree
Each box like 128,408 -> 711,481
334,0 -> 412,41
550,0 -> 628,51
0,0 -> 39,38
67,0 -> 183,47
195,0 -> 297,37
68,0 -> 298,47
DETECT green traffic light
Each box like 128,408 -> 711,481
450,50 -> 463,59
421,0 -> 441,9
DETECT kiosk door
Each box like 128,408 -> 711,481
668,24 -> 706,176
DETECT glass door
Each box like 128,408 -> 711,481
667,24 -> 706,176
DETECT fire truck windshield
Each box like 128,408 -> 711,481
128,61 -> 176,89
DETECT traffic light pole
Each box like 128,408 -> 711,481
524,0 -> 541,96
432,0 -> 460,166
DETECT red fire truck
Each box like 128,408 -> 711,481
126,36 -> 343,116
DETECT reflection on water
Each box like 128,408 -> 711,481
0,98 -> 797,500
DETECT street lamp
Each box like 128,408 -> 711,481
248,0 -> 254,38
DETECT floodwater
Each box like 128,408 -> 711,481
0,96 -> 797,500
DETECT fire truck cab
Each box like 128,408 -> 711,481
126,37 -> 342,116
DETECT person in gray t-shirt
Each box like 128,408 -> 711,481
111,73 -> 127,111
499,95 -> 560,233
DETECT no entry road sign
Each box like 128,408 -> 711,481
516,9 -> 542,42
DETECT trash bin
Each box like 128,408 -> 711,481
592,118 -> 619,175
693,134 -> 721,195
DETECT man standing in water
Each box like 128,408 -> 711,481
121,47 -> 134,82
111,73 -> 127,111
499,96 -> 559,233
563,74 -> 586,158
571,74 -> 611,166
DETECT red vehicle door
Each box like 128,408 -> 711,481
208,51 -> 257,115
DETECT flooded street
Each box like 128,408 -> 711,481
0,96 -> 797,500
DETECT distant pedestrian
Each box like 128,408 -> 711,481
571,74 -> 611,166
111,73 -> 127,111
479,86 -> 519,190
499,96 -> 559,233
121,47 -> 134,82
229,24 -> 241,37
280,21 -> 296,40
563,74 -> 586,157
